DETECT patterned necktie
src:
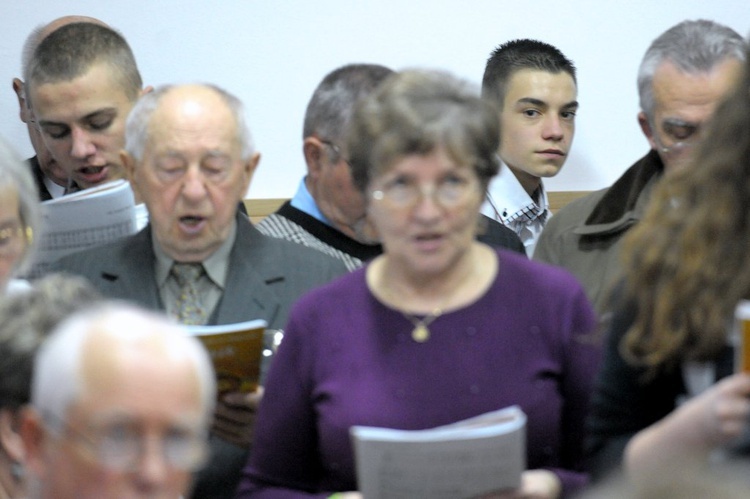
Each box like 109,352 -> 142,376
171,262 -> 207,325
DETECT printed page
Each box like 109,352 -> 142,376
351,406 -> 526,499
31,180 -> 137,276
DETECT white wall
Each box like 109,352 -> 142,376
1,1 -> 747,197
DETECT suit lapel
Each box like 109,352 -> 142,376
99,228 -> 164,311
209,216 -> 282,326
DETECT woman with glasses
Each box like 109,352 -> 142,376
238,70 -> 600,498
0,135 -> 39,294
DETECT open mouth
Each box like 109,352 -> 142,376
414,233 -> 444,251
75,165 -> 110,185
180,215 -> 205,227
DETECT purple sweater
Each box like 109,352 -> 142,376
237,250 -> 600,498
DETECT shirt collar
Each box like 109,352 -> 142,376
153,220 -> 237,289
481,162 -> 549,224
289,177 -> 332,226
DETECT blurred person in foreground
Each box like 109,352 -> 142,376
0,136 -> 39,295
238,70 -> 600,498
585,46 -> 750,487
0,273 -> 101,498
20,302 -> 216,499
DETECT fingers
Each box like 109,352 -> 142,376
210,387 -> 265,447
221,386 -> 265,409
702,373 -> 750,443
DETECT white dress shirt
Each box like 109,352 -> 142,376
481,164 -> 550,257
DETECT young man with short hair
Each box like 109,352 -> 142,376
481,39 -> 578,256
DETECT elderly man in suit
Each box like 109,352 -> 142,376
52,83 -> 347,498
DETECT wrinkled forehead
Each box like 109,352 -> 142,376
651,59 -> 744,120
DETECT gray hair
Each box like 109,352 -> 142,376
347,69 -> 500,193
125,83 -> 255,161
31,302 -> 216,428
0,274 -> 101,411
0,136 -> 41,275
638,19 -> 746,119
303,64 -> 393,159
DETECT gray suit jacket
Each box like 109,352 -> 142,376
51,213 -> 347,499
52,213 -> 347,329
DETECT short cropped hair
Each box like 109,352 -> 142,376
303,64 -> 393,160
347,69 -> 500,193
124,83 -> 255,162
638,19 -> 746,119
31,303 -> 216,427
21,23 -> 46,83
481,39 -> 576,107
0,136 -> 40,274
0,274 -> 101,411
27,22 -> 142,102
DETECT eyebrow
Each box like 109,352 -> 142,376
515,97 -> 579,111
37,107 -> 118,128
662,117 -> 699,127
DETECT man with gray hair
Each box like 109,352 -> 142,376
51,83 -> 347,498
534,19 -> 746,317
258,63 -> 524,270
20,302 -> 216,499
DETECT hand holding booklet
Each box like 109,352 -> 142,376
184,319 -> 268,398
351,405 -> 526,499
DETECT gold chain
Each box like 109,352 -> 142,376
400,308 -> 443,343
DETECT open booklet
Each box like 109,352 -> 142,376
185,319 -> 268,398
351,405 -> 526,499
31,179 -> 138,276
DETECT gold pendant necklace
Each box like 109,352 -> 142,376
401,308 -> 443,343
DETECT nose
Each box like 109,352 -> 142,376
134,436 -> 170,490
69,127 -> 97,159
412,184 -> 442,221
181,167 -> 209,201
542,115 -> 564,141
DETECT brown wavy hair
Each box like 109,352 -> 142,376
620,51 -> 750,375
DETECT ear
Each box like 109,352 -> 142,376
12,78 -> 30,123
302,137 -> 326,179
241,152 -> 261,194
120,151 -> 143,204
19,407 -> 48,479
140,85 -> 154,97
0,409 -> 25,463
638,111 -> 658,151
